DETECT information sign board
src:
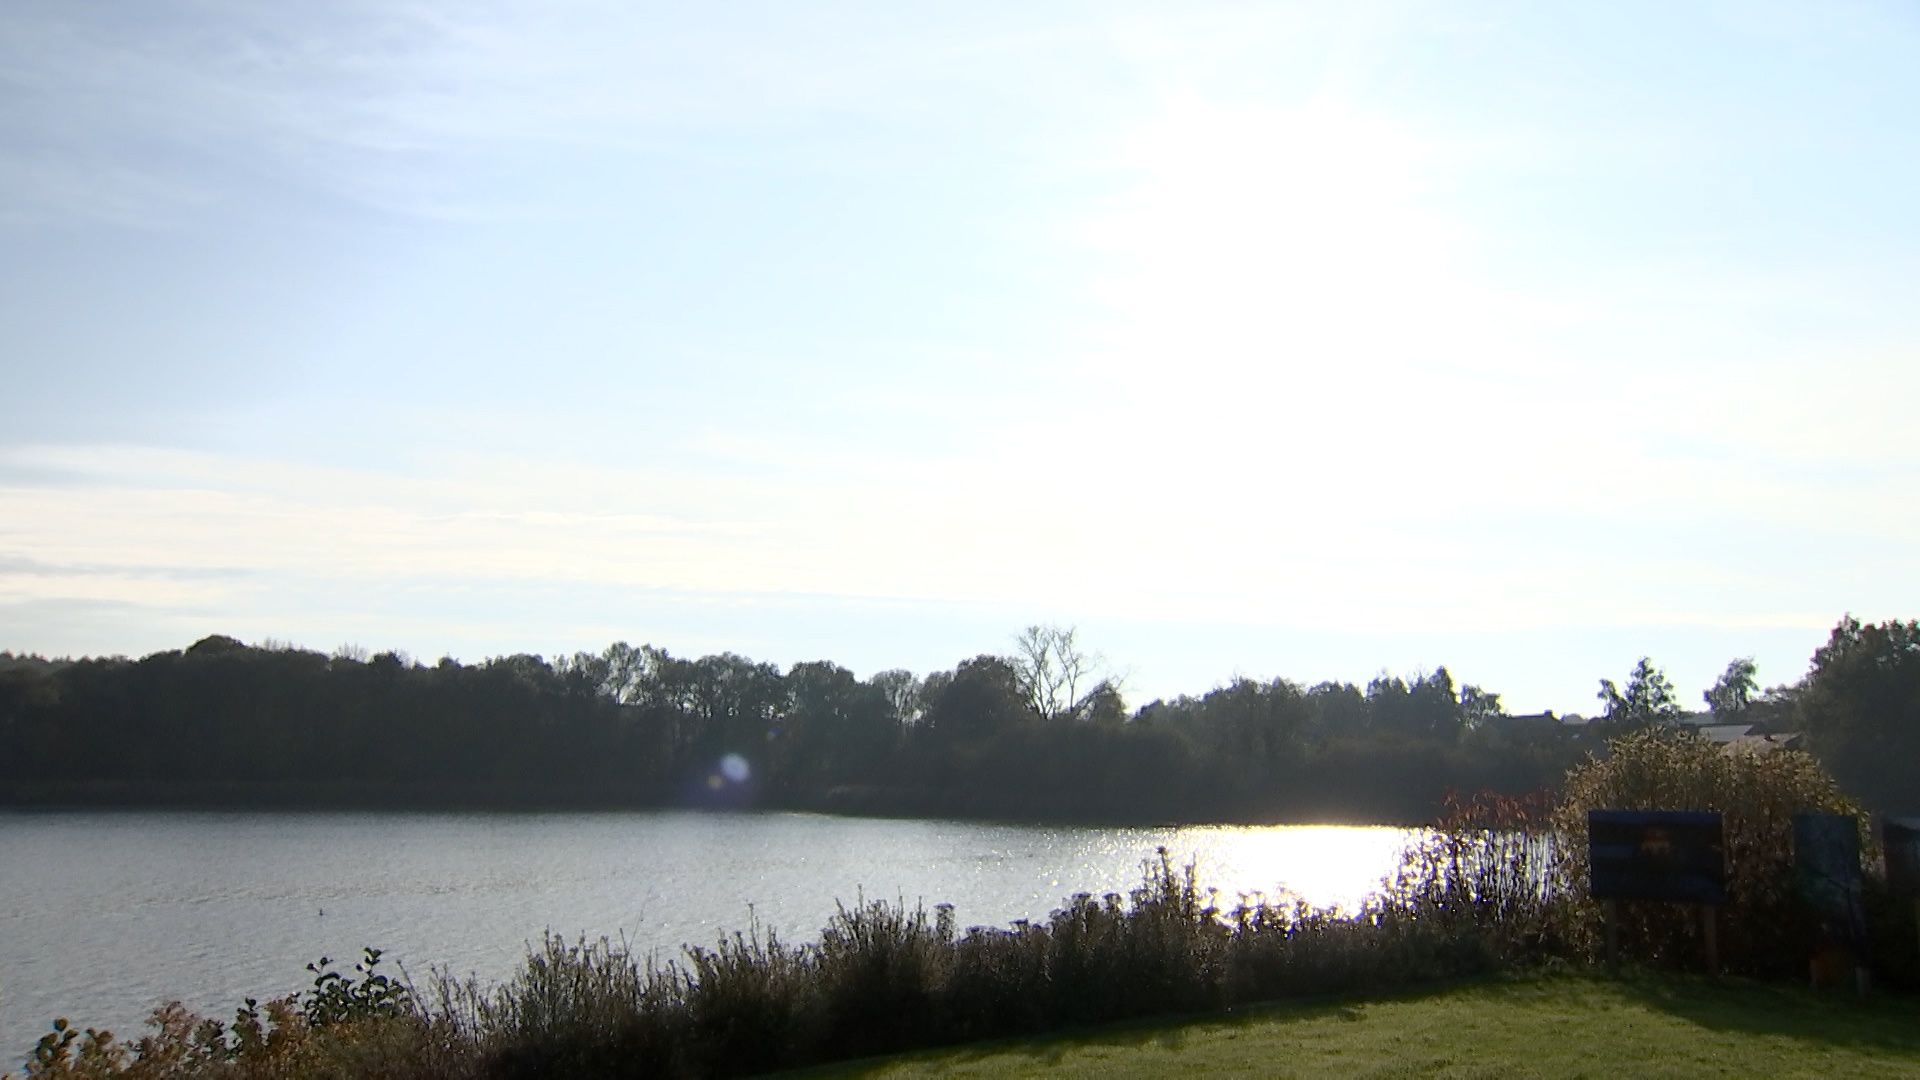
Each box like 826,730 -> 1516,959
1886,817 -> 1920,899
1794,813 -> 1866,945
1588,810 -> 1726,904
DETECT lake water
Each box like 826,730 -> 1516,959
0,809 -> 1414,1066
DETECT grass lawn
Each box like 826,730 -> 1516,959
781,974 -> 1920,1079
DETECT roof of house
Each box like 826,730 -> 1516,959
1725,732 -> 1803,755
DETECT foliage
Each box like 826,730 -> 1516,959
1549,729 -> 1865,976
1391,788 -> 1562,960
0,631 -> 1590,825
1704,657 -> 1760,720
1795,615 -> 1920,812
6,995 -> 461,1080
1597,657 -> 1686,735
5,614 -> 1919,819
302,949 -> 410,1028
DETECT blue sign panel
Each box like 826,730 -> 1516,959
1886,817 -> 1920,898
1794,813 -> 1866,944
1588,810 -> 1727,904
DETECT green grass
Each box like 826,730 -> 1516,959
779,974 -> 1920,1079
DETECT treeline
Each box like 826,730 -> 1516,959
1,615 -> 1913,820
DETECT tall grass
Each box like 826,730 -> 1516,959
14,850 -> 1498,1080
446,848 -> 1496,1078
1390,788 -> 1562,960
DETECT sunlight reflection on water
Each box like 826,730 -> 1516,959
1178,824 -> 1415,911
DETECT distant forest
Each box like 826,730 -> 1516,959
1,617 -> 1913,821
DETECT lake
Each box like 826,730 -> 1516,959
0,809 -> 1414,1066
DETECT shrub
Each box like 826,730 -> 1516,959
432,848 -> 1499,1077
1390,788 -> 1563,961
464,935 -> 682,1080
303,949 -> 410,1028
1549,729 -> 1864,976
812,898 -> 949,1058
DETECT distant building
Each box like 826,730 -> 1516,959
1725,731 -> 1803,755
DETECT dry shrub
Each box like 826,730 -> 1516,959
812,899 -> 950,1057
1550,728 -> 1864,976
1391,788 -> 1562,960
8,1004 -> 471,1080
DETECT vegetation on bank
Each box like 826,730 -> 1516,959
13,729 -> 1917,1079
3,614 -> 1915,820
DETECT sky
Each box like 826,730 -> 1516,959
2,0 -> 1917,715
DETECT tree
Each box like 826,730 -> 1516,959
1366,668 -> 1461,742
1703,657 -> 1759,720
1796,615 -> 1920,810
1597,657 -> 1684,734
555,650 -> 613,698
1306,681 -> 1368,738
1079,680 -> 1128,726
783,661 -> 894,786
1008,624 -> 1109,722
867,669 -> 923,726
597,641 -> 661,705
922,655 -> 1029,740
1458,683 -> 1503,730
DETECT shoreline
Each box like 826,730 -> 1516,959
0,780 -> 1438,828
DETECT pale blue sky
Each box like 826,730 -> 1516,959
3,1 -> 1917,713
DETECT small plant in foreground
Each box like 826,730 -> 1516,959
303,947 -> 411,1028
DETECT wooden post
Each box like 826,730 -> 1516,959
1606,899 -> 1619,975
1702,903 -> 1718,977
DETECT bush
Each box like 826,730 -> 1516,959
9,951 -> 470,1080
1549,729 -> 1864,976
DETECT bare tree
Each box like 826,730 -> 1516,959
869,668 -> 924,725
1010,624 -> 1108,721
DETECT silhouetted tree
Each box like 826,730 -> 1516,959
1704,656 -> 1759,720
1008,624 -> 1107,722
1797,615 -> 1920,811
1597,657 -> 1684,735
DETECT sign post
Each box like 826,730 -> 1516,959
1702,901 -> 1718,976
1605,899 -> 1619,974
1588,810 -> 1727,975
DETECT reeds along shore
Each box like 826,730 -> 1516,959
14,733 -> 1918,1080
12,849 -> 1508,1080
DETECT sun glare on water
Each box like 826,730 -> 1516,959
1174,825 -> 1415,914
